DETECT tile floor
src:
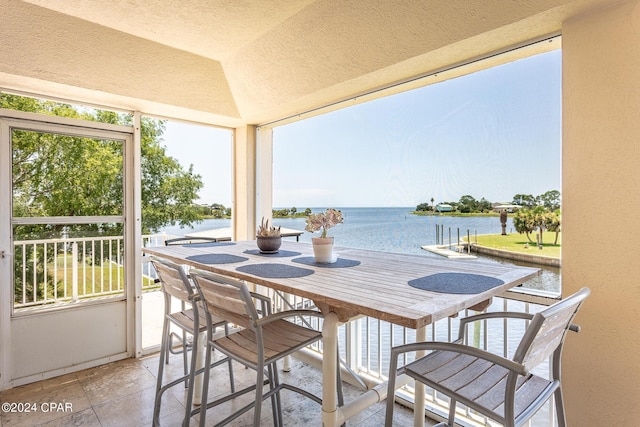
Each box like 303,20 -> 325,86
0,351 -> 436,426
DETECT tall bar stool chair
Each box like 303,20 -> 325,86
150,257 -> 234,427
162,237 -> 220,374
164,236 -> 220,246
189,268 -> 342,427
385,287 -> 590,427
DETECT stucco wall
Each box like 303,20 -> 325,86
0,1 -> 239,124
562,1 -> 640,425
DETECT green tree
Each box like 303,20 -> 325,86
210,203 -> 227,218
4,94 -> 204,302
531,206 -> 548,245
458,195 -> 477,213
478,197 -> 493,212
546,209 -> 561,245
539,190 -> 561,211
415,202 -> 432,212
513,206 -> 561,245
139,116 -> 203,233
273,208 -> 290,217
2,94 -> 203,234
12,130 -> 124,219
512,194 -> 537,208
513,208 -> 537,242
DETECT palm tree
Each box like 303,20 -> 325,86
513,207 -> 560,246
531,206 -> 548,245
546,210 -> 561,245
513,209 -> 537,243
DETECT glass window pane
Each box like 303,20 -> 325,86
12,129 -> 124,217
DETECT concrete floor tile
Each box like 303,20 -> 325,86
0,353 -> 435,427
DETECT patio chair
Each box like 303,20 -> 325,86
385,287 -> 590,427
189,268 -> 342,427
149,257 -> 234,427
162,236 -> 220,365
164,236 -> 219,245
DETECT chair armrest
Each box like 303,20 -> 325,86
250,291 -> 272,317
457,311 -> 581,338
255,309 -> 324,327
460,311 -> 535,325
390,341 -> 528,376
457,311 -> 535,341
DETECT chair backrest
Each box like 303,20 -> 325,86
190,269 -> 258,331
514,287 -> 590,371
165,236 -> 219,246
150,256 -> 194,305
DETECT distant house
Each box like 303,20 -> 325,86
435,203 -> 453,212
493,204 -> 521,213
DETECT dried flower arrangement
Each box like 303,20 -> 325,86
257,217 -> 281,237
305,208 -> 343,238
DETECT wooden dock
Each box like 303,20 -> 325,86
421,244 -> 477,259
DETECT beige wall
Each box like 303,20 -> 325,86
0,1 -> 240,126
232,126 -> 257,241
562,1 -> 640,425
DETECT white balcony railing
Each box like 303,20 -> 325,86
13,234 -> 165,309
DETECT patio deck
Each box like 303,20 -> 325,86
1,289 -> 437,426
0,351 -> 431,426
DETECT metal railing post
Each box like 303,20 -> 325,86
72,242 -> 79,302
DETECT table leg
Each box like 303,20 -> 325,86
414,326 -> 426,427
322,311 -> 340,427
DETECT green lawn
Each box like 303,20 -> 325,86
466,231 -> 561,258
51,255 -> 157,298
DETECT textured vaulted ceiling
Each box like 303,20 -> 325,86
0,0 -> 620,127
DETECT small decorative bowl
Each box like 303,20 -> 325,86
256,236 -> 282,253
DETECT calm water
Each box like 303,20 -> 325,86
162,207 -> 559,292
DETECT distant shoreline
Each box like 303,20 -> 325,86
411,211 -> 500,217
267,208 -> 503,218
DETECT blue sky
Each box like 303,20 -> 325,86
163,49 -> 561,209
162,122 -> 233,205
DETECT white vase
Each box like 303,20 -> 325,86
312,237 -> 335,263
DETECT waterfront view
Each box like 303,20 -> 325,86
162,207 -> 560,293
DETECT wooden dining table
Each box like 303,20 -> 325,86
143,239 -> 540,427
